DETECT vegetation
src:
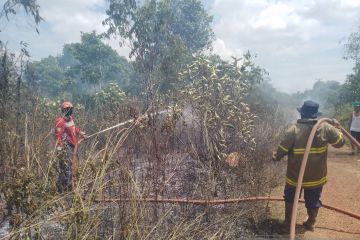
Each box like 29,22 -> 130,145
24,32 -> 135,101
341,28 -> 360,104
0,0 -> 42,34
103,0 -> 214,93
1,46 -> 284,238
1,0 -> 359,239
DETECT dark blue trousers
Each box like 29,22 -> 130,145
284,185 -> 323,209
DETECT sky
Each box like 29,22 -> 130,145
0,0 -> 360,93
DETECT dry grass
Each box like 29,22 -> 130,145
0,56 -> 286,240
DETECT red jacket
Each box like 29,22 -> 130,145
55,116 -> 81,147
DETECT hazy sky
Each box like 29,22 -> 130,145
1,0 -> 359,93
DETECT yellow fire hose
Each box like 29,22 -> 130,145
74,117 -> 360,238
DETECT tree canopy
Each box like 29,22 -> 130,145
65,31 -> 134,89
341,26 -> 360,103
0,0 -> 42,33
103,0 -> 214,92
25,32 -> 134,99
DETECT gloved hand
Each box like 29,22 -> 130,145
331,119 -> 341,129
272,151 -> 277,161
56,146 -> 63,151
80,131 -> 88,139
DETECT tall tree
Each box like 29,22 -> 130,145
25,31 -> 134,98
0,0 -> 43,33
344,26 -> 360,70
342,26 -> 360,103
65,31 -> 133,90
103,0 -> 214,93
25,55 -> 68,96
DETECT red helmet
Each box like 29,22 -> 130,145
60,101 -> 73,110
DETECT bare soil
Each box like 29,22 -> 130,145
265,146 -> 360,239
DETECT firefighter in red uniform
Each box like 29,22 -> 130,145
55,101 -> 86,192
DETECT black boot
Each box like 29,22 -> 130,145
278,202 -> 292,234
303,208 -> 319,231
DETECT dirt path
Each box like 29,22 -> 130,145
303,146 -> 360,239
269,146 -> 360,239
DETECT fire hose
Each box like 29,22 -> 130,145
289,118 -> 360,239
71,110 -> 169,189
93,196 -> 360,221
74,117 -> 360,238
